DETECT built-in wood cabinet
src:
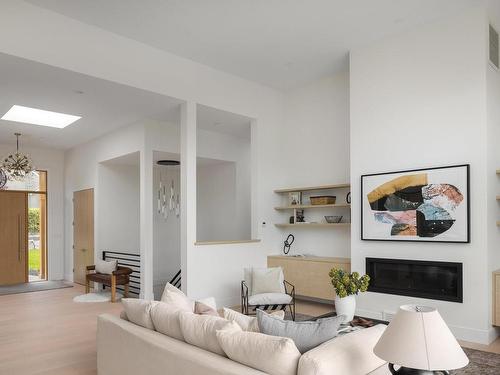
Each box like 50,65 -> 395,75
493,270 -> 500,326
267,255 -> 350,301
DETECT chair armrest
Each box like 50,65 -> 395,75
298,325 -> 387,375
113,267 -> 132,276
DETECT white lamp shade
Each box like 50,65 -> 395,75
374,305 -> 469,371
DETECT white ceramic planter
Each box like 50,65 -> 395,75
334,295 -> 356,323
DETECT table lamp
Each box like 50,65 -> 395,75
373,305 -> 469,374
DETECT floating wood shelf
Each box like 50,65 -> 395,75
497,221 -> 500,227
274,203 -> 350,210
275,223 -> 350,228
497,169 -> 500,175
274,183 -> 350,194
496,196 -> 500,201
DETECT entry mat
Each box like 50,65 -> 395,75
0,280 -> 72,296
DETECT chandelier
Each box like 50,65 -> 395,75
2,133 -> 34,181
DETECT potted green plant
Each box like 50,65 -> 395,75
329,268 -> 370,323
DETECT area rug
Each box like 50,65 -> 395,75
452,347 -> 500,374
73,291 -> 123,303
0,281 -> 72,296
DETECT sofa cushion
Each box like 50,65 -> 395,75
151,301 -> 188,341
223,308 -> 285,332
216,329 -> 301,375
121,298 -> 156,330
251,267 -> 285,295
95,259 -> 117,275
257,309 -> 343,353
248,293 -> 292,305
180,312 -> 241,356
298,324 -> 387,375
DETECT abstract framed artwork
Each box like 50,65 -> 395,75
361,164 -> 470,243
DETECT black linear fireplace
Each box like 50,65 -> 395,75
366,258 -> 463,303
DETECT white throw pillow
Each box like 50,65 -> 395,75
161,290 -> 194,312
95,259 -> 117,274
160,282 -> 185,300
150,301 -> 188,341
160,283 -> 217,311
216,329 -> 301,375
251,268 -> 285,295
179,312 -> 241,356
121,298 -> 156,330
223,308 -> 285,332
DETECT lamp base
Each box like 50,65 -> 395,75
388,364 -> 450,375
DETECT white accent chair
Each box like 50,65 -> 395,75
241,267 -> 296,320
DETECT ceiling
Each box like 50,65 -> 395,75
27,0 -> 479,90
0,53 -> 182,149
197,105 -> 251,140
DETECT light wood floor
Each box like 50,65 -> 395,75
1,286 -> 500,375
0,283 -> 122,375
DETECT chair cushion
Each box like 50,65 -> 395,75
223,308 -> 285,332
248,293 -> 292,306
216,329 -> 301,375
150,301 -> 188,341
95,259 -> 117,274
121,298 -> 157,330
257,309 -> 343,353
179,311 -> 241,356
251,268 -> 285,295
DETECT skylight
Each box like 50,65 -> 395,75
1,105 -> 81,128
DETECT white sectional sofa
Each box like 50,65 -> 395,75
97,313 -> 390,375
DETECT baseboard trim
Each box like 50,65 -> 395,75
355,307 -> 495,345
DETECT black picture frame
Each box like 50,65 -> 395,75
361,164 -> 470,243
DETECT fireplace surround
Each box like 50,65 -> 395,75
366,258 -> 463,303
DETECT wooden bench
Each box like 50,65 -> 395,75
86,265 -> 133,302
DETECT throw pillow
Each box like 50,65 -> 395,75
161,290 -> 194,312
160,283 -> 217,311
223,308 -> 285,332
251,268 -> 285,295
160,282 -> 186,300
216,329 -> 301,375
179,312 -> 241,356
194,301 -> 219,317
121,298 -> 157,330
150,301 -> 188,341
95,259 -> 117,274
257,309 -> 344,353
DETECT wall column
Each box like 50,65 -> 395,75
180,101 -> 197,295
140,144 -> 154,300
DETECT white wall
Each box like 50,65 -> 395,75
0,143 -> 64,280
64,123 -> 144,280
350,7 -> 492,343
279,71 -> 351,258
97,161 -> 140,256
197,161 -> 239,241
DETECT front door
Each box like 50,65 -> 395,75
0,192 -> 27,285
73,189 -> 94,285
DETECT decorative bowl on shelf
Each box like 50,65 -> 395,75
325,215 -> 342,224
